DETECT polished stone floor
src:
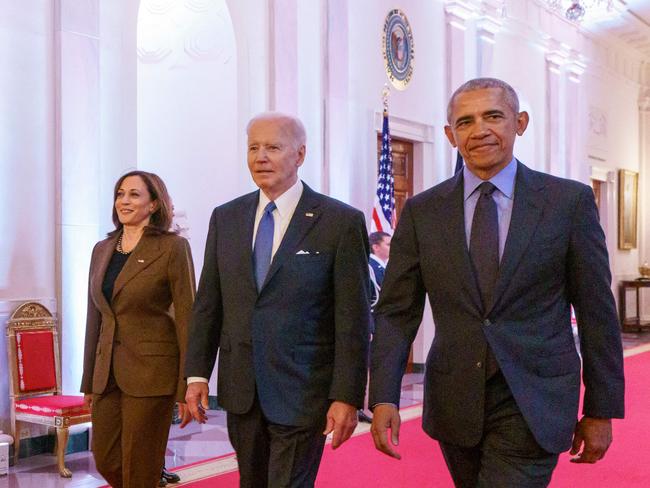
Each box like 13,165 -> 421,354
3,328 -> 649,487
0,374 -> 425,487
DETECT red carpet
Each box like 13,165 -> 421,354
162,350 -> 650,487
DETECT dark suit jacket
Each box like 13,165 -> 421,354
185,183 -> 371,427
81,232 -> 196,402
370,162 -> 624,453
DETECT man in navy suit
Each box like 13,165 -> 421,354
182,112 -> 371,488
369,78 -> 624,487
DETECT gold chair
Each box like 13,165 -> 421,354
6,302 -> 90,477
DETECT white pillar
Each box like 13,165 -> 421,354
476,1 -> 502,76
445,0 -> 475,176
57,0 -> 102,394
0,0 -> 57,434
638,89 -> 650,320
544,44 -> 567,177
565,56 -> 586,182
325,0 -> 350,201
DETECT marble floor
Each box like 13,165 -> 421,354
0,374 -> 425,487
3,328 -> 649,487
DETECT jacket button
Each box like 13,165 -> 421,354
483,319 -> 491,327
476,362 -> 483,368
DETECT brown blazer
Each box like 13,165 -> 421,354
81,231 -> 195,402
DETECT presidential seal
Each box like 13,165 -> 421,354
383,9 -> 414,90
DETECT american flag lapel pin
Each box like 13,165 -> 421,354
305,212 -> 314,217
137,259 -> 145,263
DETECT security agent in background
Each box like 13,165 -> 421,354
368,231 -> 391,309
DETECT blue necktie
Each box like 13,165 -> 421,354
254,201 -> 276,291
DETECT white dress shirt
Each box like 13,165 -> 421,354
253,179 -> 303,258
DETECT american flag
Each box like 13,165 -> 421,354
371,110 -> 395,233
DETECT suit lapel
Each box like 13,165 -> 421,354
111,233 -> 165,300
91,234 -> 119,314
260,183 -> 321,291
238,192 -> 259,294
488,162 -> 546,315
437,173 -> 483,313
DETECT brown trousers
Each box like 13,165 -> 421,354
91,374 -> 175,488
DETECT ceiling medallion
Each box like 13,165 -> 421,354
382,9 -> 415,91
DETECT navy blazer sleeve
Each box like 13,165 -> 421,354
185,208 -> 223,379
369,200 -> 426,407
567,185 -> 624,419
329,211 -> 372,406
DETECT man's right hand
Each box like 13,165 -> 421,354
370,404 -> 402,459
182,382 -> 209,427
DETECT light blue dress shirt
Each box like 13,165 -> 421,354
463,158 -> 517,261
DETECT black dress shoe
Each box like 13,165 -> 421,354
358,410 -> 373,423
161,467 -> 181,484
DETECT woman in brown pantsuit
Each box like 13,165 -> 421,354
81,171 -> 195,488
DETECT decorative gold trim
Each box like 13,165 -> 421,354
618,169 -> 638,250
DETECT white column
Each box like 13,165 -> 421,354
57,0 -> 102,394
445,0 -> 475,175
639,90 -> 650,320
324,0 -> 350,201
565,56 -> 586,182
476,1 -> 502,76
295,0 -> 325,193
270,0 -> 298,114
0,0 -> 57,434
545,45 -> 567,177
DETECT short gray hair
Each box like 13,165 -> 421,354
447,78 -> 520,123
246,112 -> 306,149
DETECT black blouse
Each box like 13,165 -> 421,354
102,251 -> 130,303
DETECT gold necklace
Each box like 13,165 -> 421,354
116,232 -> 132,255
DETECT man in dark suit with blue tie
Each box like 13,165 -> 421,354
369,78 -> 624,487
183,112 -> 371,487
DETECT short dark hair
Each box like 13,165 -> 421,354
109,170 -> 174,236
447,77 -> 520,123
369,231 -> 391,248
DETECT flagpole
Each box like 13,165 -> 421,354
370,84 -> 396,234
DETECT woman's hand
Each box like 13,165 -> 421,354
83,393 -> 93,413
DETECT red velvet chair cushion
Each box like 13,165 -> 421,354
15,331 -> 57,392
15,395 -> 89,417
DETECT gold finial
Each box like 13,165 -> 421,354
382,83 -> 391,112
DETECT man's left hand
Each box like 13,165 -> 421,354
570,416 -> 612,463
323,401 -> 358,449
